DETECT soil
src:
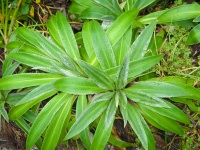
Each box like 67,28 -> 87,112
0,0 -> 200,150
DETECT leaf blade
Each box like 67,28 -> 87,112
0,73 -> 64,90
54,77 -> 106,94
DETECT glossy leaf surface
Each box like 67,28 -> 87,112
127,103 -> 155,150
65,101 -> 109,140
26,93 -> 72,149
54,77 -> 106,94
0,73 -> 63,90
46,12 -> 80,59
158,4 -> 200,23
186,24 -> 200,45
106,9 -> 139,46
76,59 -> 115,90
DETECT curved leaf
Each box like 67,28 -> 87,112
138,104 -> 185,136
0,73 -> 64,90
26,93 -> 72,149
65,100 -> 109,140
125,81 -> 190,98
116,55 -> 130,89
127,103 -> 155,150
147,77 -> 200,101
80,6 -> 116,21
46,12 -> 80,59
129,22 -> 156,61
76,96 -> 91,149
142,101 -> 190,124
186,24 -> 200,45
106,9 -> 139,46
16,27 -> 64,61
113,27 -> 132,65
93,0 -> 122,16
90,98 -> 117,150
92,92 -> 114,103
158,4 -> 200,23
138,10 -> 167,24
9,85 -> 56,120
54,77 -> 106,94
42,96 -> 74,150
76,59 -> 115,90
9,52 -> 62,73
83,20 -> 116,69
105,55 -> 163,81
124,90 -> 170,108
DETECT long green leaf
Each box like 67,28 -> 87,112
76,96 -> 91,149
0,73 -> 64,90
90,99 -> 116,150
83,20 -> 116,69
82,21 -> 95,59
68,1 -> 92,14
9,52 -> 62,73
2,62 -> 20,77
147,76 -> 200,101
0,103 -> 9,122
80,6 -> 116,21
91,92 -> 114,103
46,12 -> 80,59
65,100 -> 109,140
9,83 -> 57,120
42,96 -> 74,150
108,135 -> 133,148
16,27 -> 64,61
129,22 -> 156,61
124,90 -> 170,108
127,103 -> 155,150
76,59 -> 115,90
26,93 -> 72,149
158,4 -> 200,23
143,101 -> 190,124
106,9 -> 139,46
138,10 -> 167,24
15,118 -> 42,149
186,24 -> 200,45
54,77 -> 106,94
93,0 -> 122,16
105,55 -> 163,81
17,82 -> 56,106
138,104 -> 185,135
116,55 -> 130,89
113,27 -> 132,65
119,91 -> 128,126
125,81 -> 190,98
6,41 -> 43,55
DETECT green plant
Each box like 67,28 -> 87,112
0,0 -> 33,131
153,26 -> 194,76
0,0 -> 32,47
0,9 -> 200,150
68,0 -> 200,25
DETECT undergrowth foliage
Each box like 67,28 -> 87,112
0,1 -> 200,150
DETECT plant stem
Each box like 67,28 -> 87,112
7,0 -> 22,38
